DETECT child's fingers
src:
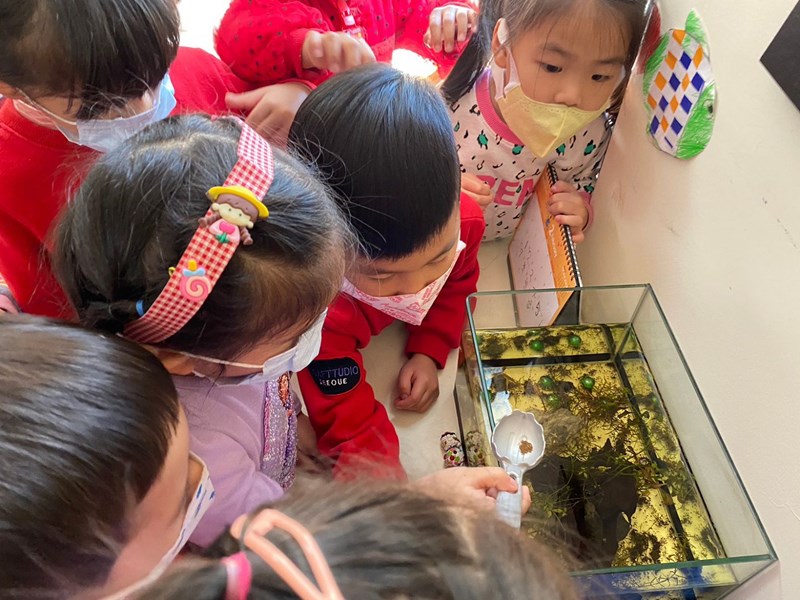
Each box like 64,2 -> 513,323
397,377 -> 437,412
396,380 -> 427,410
258,113 -> 290,146
455,8 -> 470,42
415,386 -> 438,412
421,372 -> 440,407
467,7 -> 478,28
427,13 -> 443,52
467,467 -> 518,493
308,32 -> 325,59
321,34 -> 344,71
395,366 -> 413,404
547,197 -> 587,221
554,214 -> 585,229
244,98 -> 276,129
550,180 -> 575,194
341,39 -> 363,70
462,176 -> 492,207
521,485 -> 532,513
546,198 -> 571,215
441,7 -> 457,53
461,173 -> 489,194
395,386 -> 423,410
341,38 -> 374,69
225,88 -> 265,113
358,40 -> 377,64
554,216 -> 587,242
301,31 -> 325,69
490,473 -> 521,495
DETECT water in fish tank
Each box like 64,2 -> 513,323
462,322 -> 738,596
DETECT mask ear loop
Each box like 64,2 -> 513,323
15,91 -> 79,126
229,510 -> 344,600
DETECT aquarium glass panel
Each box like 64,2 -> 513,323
460,286 -> 775,598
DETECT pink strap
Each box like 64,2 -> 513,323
124,121 -> 273,343
223,552 -> 253,600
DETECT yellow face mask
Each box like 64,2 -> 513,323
491,20 -> 611,158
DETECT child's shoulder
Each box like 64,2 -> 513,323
446,70 -> 484,121
325,294 -> 374,332
322,293 -> 396,344
171,47 -> 225,75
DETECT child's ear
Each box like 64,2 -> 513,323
492,20 -> 509,69
147,347 -> 195,376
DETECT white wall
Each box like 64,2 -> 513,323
579,1 -> 800,597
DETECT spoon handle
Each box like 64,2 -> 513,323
495,465 -> 525,529
496,489 -> 522,529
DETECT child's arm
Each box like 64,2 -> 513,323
0,219 -> 69,318
215,0 -> 337,86
393,0 -> 476,75
188,429 -> 286,548
297,303 -> 405,478
400,195 -> 483,409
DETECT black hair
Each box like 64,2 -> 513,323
141,480 -> 578,600
0,315 -> 181,597
289,63 -> 461,260
0,0 -> 179,119
441,0 -> 649,106
55,114 -> 349,360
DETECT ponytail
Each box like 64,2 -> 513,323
441,0 -> 504,103
141,480 -> 577,600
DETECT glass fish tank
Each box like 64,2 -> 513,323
457,285 -> 775,598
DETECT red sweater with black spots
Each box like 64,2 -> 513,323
0,48 -> 249,318
215,0 -> 471,87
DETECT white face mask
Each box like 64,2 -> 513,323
184,310 -> 327,380
18,76 -> 177,153
492,19 -> 616,158
342,241 -> 466,326
101,453 -> 215,600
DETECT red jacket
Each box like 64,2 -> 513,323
0,48 -> 250,317
297,194 -> 483,476
215,0 -> 471,87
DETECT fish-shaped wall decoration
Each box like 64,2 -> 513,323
643,9 -> 716,159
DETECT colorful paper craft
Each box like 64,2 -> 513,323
643,10 -> 716,159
